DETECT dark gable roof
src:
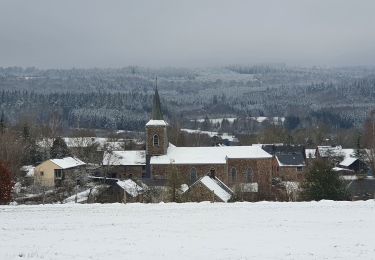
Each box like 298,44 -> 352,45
276,154 -> 305,166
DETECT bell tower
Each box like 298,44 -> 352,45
146,84 -> 168,156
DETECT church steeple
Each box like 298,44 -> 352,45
152,78 -> 163,120
146,77 -> 168,156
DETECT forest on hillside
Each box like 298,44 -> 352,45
1,65 -> 375,132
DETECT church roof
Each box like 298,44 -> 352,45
150,145 -> 272,165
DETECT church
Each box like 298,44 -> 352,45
103,88 -> 274,199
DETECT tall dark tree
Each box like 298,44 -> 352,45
50,137 -> 71,159
301,159 -> 348,201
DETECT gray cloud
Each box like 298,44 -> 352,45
1,0 -> 374,68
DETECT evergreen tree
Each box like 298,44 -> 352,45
50,137 -> 71,159
0,161 -> 14,205
301,159 -> 348,201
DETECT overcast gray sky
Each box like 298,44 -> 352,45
1,0 -> 374,68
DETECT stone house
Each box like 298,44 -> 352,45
34,157 -> 86,187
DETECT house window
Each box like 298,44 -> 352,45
54,169 -> 63,179
190,168 -> 197,183
296,167 -> 303,172
231,167 -> 237,182
40,171 -> 44,176
153,134 -> 159,146
246,168 -> 253,183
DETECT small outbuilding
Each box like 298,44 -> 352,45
184,175 -> 234,202
34,157 -> 86,187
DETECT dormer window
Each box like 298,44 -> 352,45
153,134 -> 159,146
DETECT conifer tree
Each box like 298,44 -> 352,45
50,137 -> 71,159
301,159 -> 348,201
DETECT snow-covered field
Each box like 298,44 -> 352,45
1,201 -> 375,259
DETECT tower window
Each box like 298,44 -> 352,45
153,134 -> 159,146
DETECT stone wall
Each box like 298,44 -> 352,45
146,126 -> 168,156
151,163 -> 227,184
227,158 -> 272,197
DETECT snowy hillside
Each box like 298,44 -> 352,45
1,201 -> 374,259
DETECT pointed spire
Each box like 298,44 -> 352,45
152,77 -> 164,120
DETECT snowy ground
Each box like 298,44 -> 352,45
1,201 -> 375,260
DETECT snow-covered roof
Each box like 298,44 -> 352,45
317,146 -> 344,157
145,120 -> 168,127
332,167 -> 354,173
276,154 -> 306,167
102,150 -> 146,166
339,157 -> 358,167
198,176 -> 233,202
150,145 -> 272,165
305,149 -> 316,159
116,179 -> 144,197
20,165 -> 35,177
50,157 -> 86,169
